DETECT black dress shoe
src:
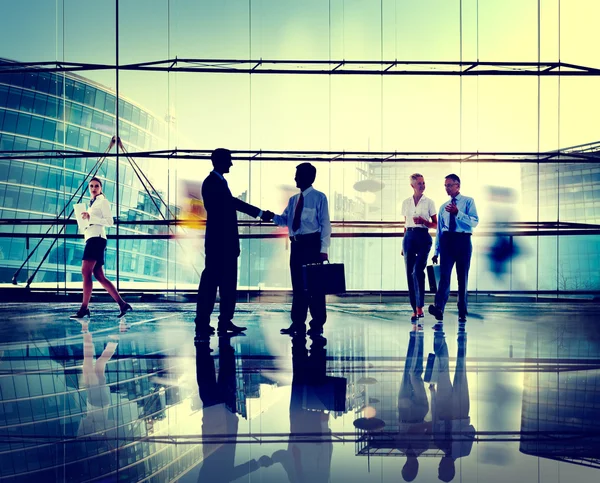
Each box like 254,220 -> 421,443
428,304 -> 443,321
307,326 -> 323,336
117,303 -> 133,319
70,308 -> 90,319
280,324 -> 305,335
217,322 -> 246,334
458,314 -> 467,323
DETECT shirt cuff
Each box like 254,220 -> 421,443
320,245 -> 329,254
257,210 -> 263,218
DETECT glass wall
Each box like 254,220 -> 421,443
1,0 -> 599,293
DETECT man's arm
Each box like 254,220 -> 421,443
457,198 -> 479,228
233,197 -> 261,218
319,195 -> 331,255
434,205 -> 443,259
272,198 -> 292,227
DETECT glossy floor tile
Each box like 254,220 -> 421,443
0,302 -> 599,482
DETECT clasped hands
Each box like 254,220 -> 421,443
81,212 -> 90,220
260,210 -> 274,222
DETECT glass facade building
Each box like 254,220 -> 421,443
0,66 -> 198,286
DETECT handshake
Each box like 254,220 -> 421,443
260,210 -> 275,222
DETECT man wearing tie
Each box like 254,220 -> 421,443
272,163 -> 332,336
429,174 -> 479,326
195,148 -> 273,340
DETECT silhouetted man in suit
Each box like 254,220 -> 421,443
195,148 -> 273,339
272,163 -> 331,336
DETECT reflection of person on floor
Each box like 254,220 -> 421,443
77,330 -> 118,446
195,338 -> 270,482
430,331 -> 474,482
397,330 -> 430,481
271,335 -> 333,482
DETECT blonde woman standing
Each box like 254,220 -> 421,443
70,177 -> 132,319
401,174 -> 437,322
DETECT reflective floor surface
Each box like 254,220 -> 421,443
1,302 -> 599,482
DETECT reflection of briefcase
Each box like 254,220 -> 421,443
427,265 -> 440,293
303,261 -> 346,295
302,376 -> 347,412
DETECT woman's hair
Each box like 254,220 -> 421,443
409,173 -> 423,184
89,177 -> 103,187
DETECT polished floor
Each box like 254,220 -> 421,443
0,301 -> 599,482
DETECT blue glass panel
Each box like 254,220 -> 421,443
19,90 -> 34,112
0,109 -> 4,128
42,119 -> 56,142
45,97 -> 58,118
0,160 -> 8,180
21,164 -> 36,186
36,73 -> 50,93
23,73 -> 38,90
0,134 -> 14,150
12,136 -> 27,152
17,187 -> 33,210
2,110 -> 17,132
64,78 -> 74,100
68,103 -> 83,125
105,93 -> 116,114
6,88 -> 21,109
7,162 -> 21,183
66,126 -> 80,147
81,107 -> 93,128
33,93 -> 47,116
29,116 -> 43,139
84,84 -> 96,106
0,86 -> 8,107
16,114 -> 31,136
94,89 -> 106,110
72,81 -> 85,103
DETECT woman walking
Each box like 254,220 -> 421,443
401,174 -> 437,322
70,177 -> 132,319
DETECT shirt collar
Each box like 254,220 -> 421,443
451,193 -> 462,201
301,186 -> 314,196
91,193 -> 105,202
211,170 -> 225,181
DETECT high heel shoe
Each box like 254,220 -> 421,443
117,303 -> 133,319
70,308 -> 90,319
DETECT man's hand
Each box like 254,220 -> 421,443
444,203 -> 458,215
260,210 -> 274,222
258,455 -> 273,467
319,252 -> 328,262
432,255 -> 438,265
413,216 -> 426,225
81,212 -> 90,220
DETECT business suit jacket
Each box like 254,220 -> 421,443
202,171 -> 260,258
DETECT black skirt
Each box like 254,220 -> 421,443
83,237 -> 107,265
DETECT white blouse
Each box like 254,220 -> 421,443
84,194 -> 114,241
401,195 -> 437,228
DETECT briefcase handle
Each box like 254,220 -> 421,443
303,260 -> 329,266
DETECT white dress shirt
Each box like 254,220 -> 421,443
273,186 -> 332,253
401,195 -> 437,228
84,194 -> 114,241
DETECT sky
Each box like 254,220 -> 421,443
1,0 -> 599,216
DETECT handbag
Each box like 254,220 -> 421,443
302,261 -> 346,295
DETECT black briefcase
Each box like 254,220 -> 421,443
427,265 -> 440,293
303,261 -> 346,295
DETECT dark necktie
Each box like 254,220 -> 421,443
292,193 -> 304,232
448,198 -> 457,232
89,197 -> 96,206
